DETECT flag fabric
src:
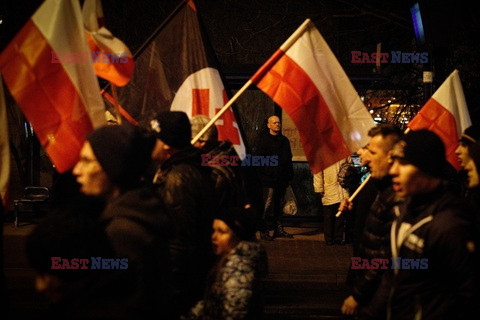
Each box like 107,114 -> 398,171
116,0 -> 246,156
408,69 -> 471,170
0,0 -> 106,173
251,19 -> 374,174
0,75 -> 10,208
82,0 -> 134,87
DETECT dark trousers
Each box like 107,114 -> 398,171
323,202 -> 345,242
259,186 -> 287,231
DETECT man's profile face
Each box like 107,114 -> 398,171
72,142 -> 112,196
465,158 -> 479,188
267,116 -> 281,135
455,141 -> 471,168
389,142 -> 434,198
364,135 -> 392,179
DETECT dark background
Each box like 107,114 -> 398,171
1,0 -> 479,216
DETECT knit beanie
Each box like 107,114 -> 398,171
396,129 -> 452,179
87,124 -> 156,190
216,206 -> 256,241
460,124 -> 480,144
149,111 -> 192,149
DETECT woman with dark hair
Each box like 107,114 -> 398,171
186,206 -> 268,319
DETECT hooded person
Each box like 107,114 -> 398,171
149,111 -> 216,317
386,129 -> 479,320
187,205 -> 268,319
73,123 -> 175,319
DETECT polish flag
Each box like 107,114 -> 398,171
82,0 -> 134,87
0,0 -> 106,173
408,69 -> 471,170
116,0 -> 246,156
251,19 -> 374,174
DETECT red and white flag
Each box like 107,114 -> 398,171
0,0 -> 106,173
0,75 -> 10,208
116,0 -> 246,156
82,0 -> 134,87
408,69 -> 471,170
251,19 -> 373,174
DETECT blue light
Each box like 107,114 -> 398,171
411,3 -> 425,45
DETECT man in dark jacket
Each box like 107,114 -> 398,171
340,124 -> 403,318
255,115 -> 294,240
150,111 -> 216,317
387,130 -> 478,320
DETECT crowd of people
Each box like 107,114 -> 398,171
339,123 -> 480,319
26,111 -> 273,319
17,108 -> 480,319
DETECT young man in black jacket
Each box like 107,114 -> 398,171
150,111 -> 216,317
387,130 -> 478,319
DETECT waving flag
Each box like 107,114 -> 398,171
82,0 -> 134,87
251,19 -> 373,173
0,75 -> 10,208
0,0 -> 106,173
116,0 -> 246,156
408,69 -> 471,170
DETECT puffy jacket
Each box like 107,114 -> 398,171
156,146 -> 216,316
350,176 -> 396,306
187,241 -> 268,319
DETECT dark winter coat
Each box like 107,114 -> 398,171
101,185 -> 175,319
254,132 -> 293,188
387,183 -> 479,320
156,146 -> 216,316
350,176 -> 396,306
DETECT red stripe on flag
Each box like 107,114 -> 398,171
0,20 -> 94,172
408,98 -> 460,169
256,54 -> 350,173
251,49 -> 286,85
192,88 -> 210,115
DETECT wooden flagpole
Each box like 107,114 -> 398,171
110,83 -> 122,124
191,18 -> 312,145
335,174 -> 371,217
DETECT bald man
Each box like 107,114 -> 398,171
255,115 -> 294,240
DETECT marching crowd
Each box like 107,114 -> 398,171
16,109 -> 480,319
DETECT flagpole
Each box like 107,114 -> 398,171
191,79 -> 252,144
110,83 -> 123,124
335,175 -> 371,217
192,18 -> 313,145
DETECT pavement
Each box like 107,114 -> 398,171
2,218 -> 353,319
